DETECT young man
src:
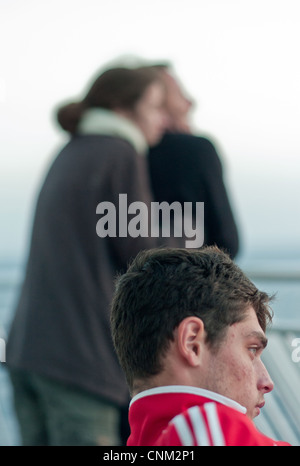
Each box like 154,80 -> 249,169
111,246 -> 291,446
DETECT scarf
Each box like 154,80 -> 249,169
77,108 -> 147,155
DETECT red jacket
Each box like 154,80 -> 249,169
127,386 -> 291,446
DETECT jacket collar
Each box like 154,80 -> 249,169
130,385 -> 247,414
77,108 -> 147,155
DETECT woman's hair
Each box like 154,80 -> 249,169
56,66 -> 161,134
111,246 -> 273,391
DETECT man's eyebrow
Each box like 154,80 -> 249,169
244,331 -> 268,348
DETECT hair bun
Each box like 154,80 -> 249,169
56,101 -> 85,134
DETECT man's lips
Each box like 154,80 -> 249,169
257,401 -> 265,409
255,401 -> 265,415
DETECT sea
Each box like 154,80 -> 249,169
0,250 -> 299,445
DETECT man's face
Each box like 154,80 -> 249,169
161,71 -> 193,133
201,307 -> 274,419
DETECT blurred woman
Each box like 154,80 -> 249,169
6,66 -> 168,446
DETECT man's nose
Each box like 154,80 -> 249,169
258,360 -> 274,394
185,97 -> 194,110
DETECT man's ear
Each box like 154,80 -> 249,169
176,317 -> 205,367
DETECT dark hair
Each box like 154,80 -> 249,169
56,66 -> 161,134
110,246 -> 273,391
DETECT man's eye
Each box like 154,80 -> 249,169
249,347 -> 258,356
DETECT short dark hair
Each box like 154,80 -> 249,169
110,246 -> 273,391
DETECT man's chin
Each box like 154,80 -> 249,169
249,402 -> 265,419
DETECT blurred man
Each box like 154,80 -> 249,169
148,65 -> 239,258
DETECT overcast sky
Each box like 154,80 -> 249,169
1,0 -> 300,262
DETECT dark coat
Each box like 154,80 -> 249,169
148,133 -> 239,258
7,135 -> 160,406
